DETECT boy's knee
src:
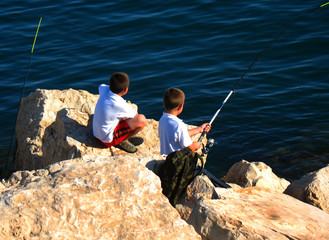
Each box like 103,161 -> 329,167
129,114 -> 146,129
137,114 -> 147,128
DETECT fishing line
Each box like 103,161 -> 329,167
5,17 -> 43,173
198,2 -> 329,142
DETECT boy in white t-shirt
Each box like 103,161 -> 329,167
158,88 -> 210,155
93,72 -> 146,153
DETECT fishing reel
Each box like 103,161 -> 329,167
202,138 -> 215,156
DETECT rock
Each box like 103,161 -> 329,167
175,174 -> 329,239
139,154 -> 166,175
0,155 -> 201,240
284,164 -> 329,214
12,88 -> 328,240
15,89 -> 161,171
176,174 -> 219,221
222,160 -> 290,192
186,185 -> 329,240
15,89 -> 205,171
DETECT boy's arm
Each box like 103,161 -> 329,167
188,123 -> 211,137
187,141 -> 202,152
118,102 -> 138,120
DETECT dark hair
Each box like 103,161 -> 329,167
109,72 -> 129,94
163,88 -> 185,111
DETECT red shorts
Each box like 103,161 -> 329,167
98,120 -> 132,147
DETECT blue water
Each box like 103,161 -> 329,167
1,0 -> 329,180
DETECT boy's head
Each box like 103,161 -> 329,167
163,88 -> 185,112
110,72 -> 129,94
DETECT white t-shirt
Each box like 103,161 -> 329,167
158,112 -> 193,155
92,84 -> 136,143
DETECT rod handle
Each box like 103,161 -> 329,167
198,130 -> 207,142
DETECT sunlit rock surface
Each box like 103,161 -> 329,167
284,164 -> 329,214
178,175 -> 329,240
222,160 -> 290,192
0,155 -> 201,240
15,89 -> 160,171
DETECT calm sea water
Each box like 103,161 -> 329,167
1,0 -> 329,180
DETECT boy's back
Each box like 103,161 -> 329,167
159,112 -> 192,155
158,88 -> 210,155
93,84 -> 136,143
93,72 -> 146,153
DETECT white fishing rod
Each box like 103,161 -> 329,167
199,1 -> 329,143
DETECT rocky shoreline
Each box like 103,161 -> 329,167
1,89 -> 328,239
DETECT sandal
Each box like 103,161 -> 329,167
115,140 -> 138,153
128,136 -> 144,146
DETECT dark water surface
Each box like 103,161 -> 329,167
1,0 -> 329,180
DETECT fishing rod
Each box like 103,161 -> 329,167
6,17 -> 43,172
199,2 -> 329,144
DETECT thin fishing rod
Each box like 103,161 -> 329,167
22,17 -> 43,99
198,2 -> 329,142
6,17 -> 43,171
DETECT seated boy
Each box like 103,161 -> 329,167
158,88 -> 210,155
93,72 -> 146,153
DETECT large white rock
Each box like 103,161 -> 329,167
222,160 -> 290,192
0,155 -> 201,240
176,174 -> 219,221
15,89 -> 161,171
185,179 -> 329,240
284,164 -> 329,214
11,88 -> 329,240
15,88 -> 205,171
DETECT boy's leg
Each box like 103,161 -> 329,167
97,115 -> 146,152
125,114 -> 147,139
111,115 -> 146,152
108,120 -> 138,153
96,120 -> 131,148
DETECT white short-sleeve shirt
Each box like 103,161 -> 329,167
92,84 -> 136,143
158,112 -> 193,155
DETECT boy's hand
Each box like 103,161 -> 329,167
189,123 -> 211,137
188,141 -> 202,152
200,123 -> 211,133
